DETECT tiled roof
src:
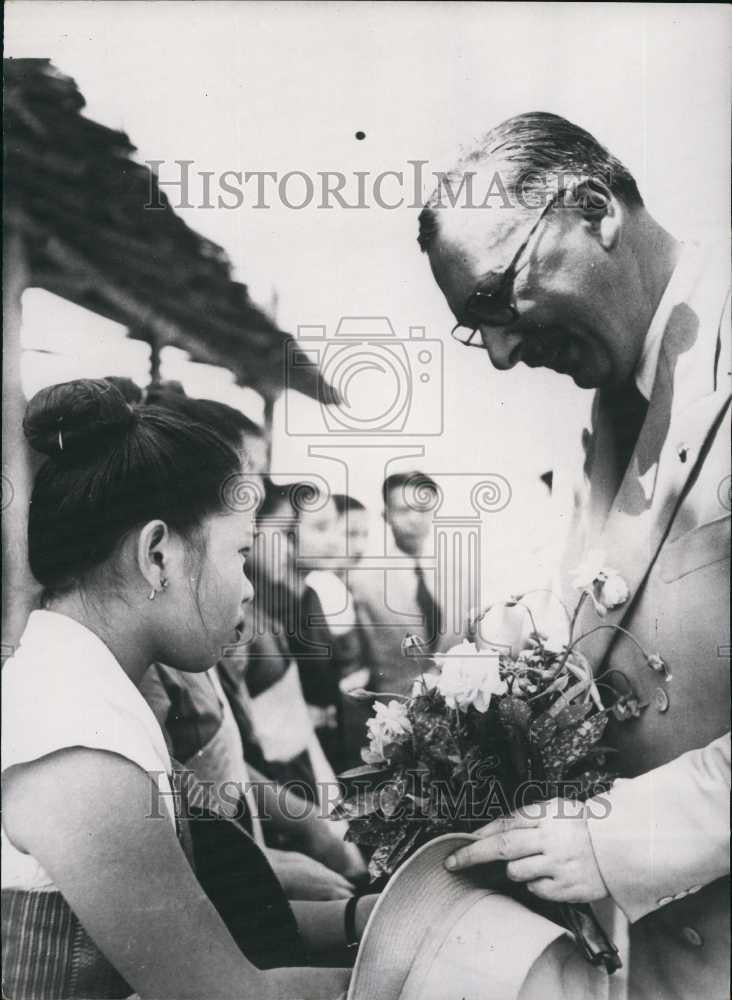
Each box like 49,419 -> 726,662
3,58 -> 335,403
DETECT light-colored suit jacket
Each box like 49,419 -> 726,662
559,245 -> 730,1000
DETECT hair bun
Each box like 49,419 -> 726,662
23,378 -> 136,458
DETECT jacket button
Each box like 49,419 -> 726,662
680,926 -> 703,947
654,687 -> 670,713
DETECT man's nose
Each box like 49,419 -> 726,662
480,327 -> 523,370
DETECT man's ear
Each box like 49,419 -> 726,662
137,520 -> 170,593
567,178 -> 621,251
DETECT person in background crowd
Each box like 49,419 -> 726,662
333,493 -> 370,569
2,378 -> 375,1000
420,111 -> 730,1000
331,494 -> 375,768
292,486 -> 364,772
349,471 -> 444,698
243,479 -> 363,872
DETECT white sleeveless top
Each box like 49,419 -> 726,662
1,610 -> 175,891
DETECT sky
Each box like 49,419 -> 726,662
5,1 -> 730,572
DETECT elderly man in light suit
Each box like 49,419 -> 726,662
421,113 -> 730,1000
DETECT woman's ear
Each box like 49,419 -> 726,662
567,178 -> 622,251
137,520 -> 171,597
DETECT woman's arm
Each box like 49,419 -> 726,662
2,748 -> 349,1000
290,895 -> 378,965
247,763 -> 366,880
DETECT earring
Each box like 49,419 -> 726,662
148,576 -> 167,600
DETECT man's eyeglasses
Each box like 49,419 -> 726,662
451,189 -> 563,347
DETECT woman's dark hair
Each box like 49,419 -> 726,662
23,378 -> 241,593
144,384 -> 264,450
103,375 -> 144,405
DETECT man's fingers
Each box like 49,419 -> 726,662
505,854 -> 550,883
485,827 -> 543,861
444,840 -> 492,872
445,827 -> 542,871
476,809 -> 541,840
526,878 -> 560,901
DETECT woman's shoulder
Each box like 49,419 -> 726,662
2,611 -> 172,787
3,610 -> 132,721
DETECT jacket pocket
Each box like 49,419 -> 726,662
660,515 -> 731,583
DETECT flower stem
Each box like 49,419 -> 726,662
592,667 -> 635,691
568,591 -> 588,645
516,601 -> 542,646
518,588 -> 573,629
570,624 -> 650,662
551,591 -> 588,677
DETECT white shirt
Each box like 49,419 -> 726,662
635,242 -> 701,401
1,610 -> 175,890
304,569 -> 357,635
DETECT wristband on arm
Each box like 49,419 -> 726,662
344,894 -> 361,951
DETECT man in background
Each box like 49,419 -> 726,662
350,471 -> 444,697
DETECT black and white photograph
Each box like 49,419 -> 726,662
2,3 -> 730,999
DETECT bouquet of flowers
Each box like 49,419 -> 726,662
334,551 -> 669,973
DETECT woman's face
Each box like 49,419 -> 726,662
163,508 -> 254,671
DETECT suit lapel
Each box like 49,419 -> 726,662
572,255 -> 731,667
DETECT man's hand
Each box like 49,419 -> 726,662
266,849 -> 355,900
444,798 -> 610,904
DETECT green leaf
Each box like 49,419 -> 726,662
547,679 -> 590,718
339,763 -> 390,782
498,696 -> 533,732
335,789 -> 381,819
540,714 -> 608,778
529,712 -> 558,748
346,813 -> 390,847
385,825 -> 423,872
553,702 -> 593,729
367,824 -> 418,880
378,782 -> 406,818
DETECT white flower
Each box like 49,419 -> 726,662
364,699 -> 412,762
598,573 -> 629,611
570,549 -> 610,589
571,549 -> 629,616
433,640 -> 506,713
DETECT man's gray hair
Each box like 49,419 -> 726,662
418,111 -> 643,252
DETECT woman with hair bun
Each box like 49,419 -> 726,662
1,379 -> 372,999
